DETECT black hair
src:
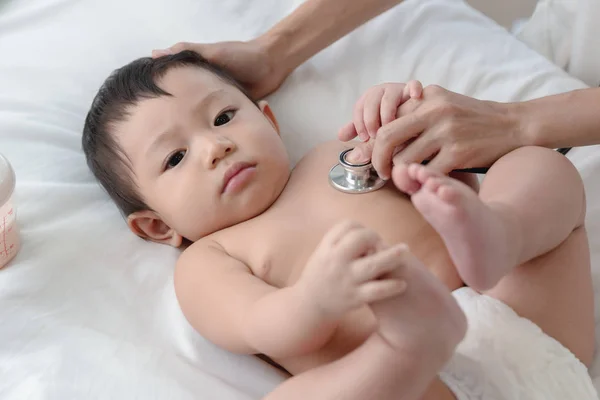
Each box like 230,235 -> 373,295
82,50 -> 256,216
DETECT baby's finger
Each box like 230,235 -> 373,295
352,244 -> 410,283
363,87 -> 385,138
336,228 -> 384,261
406,80 -> 423,99
322,220 -> 364,246
352,92 -> 369,141
380,84 -> 406,126
338,121 -> 359,142
395,97 -> 422,119
359,279 -> 408,303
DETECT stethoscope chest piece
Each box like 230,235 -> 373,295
329,148 -> 386,194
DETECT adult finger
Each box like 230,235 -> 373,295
391,132 -> 439,167
421,149 -> 459,174
152,42 -> 198,58
372,113 -> 426,180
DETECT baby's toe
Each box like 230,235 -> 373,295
438,184 -> 461,203
423,177 -> 444,194
392,164 -> 421,194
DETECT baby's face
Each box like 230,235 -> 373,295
116,66 -> 290,242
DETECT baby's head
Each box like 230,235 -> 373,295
83,51 -> 290,246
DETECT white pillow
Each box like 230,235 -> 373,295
0,0 -> 593,399
516,0 -> 600,87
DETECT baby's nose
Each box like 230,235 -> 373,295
209,145 -> 234,166
204,136 -> 236,167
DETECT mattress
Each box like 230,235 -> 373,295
0,0 -> 598,398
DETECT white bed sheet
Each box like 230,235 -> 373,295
0,0 -> 598,398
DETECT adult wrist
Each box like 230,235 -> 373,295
254,30 -> 296,80
504,100 -> 538,148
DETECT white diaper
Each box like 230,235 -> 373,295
439,288 -> 598,400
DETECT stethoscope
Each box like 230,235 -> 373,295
329,147 -> 573,194
328,148 -> 386,193
328,148 -> 488,194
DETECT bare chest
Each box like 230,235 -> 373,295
217,141 -> 460,289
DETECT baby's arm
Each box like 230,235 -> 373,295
175,241 -> 338,359
175,221 -> 408,361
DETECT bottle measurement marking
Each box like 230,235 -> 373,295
0,208 -> 15,258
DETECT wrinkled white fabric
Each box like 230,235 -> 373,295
0,0 -> 598,399
517,0 -> 600,86
440,288 -> 598,400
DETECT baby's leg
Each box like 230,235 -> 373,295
393,146 -> 594,364
477,147 -> 594,365
264,247 -> 466,400
394,146 -> 585,290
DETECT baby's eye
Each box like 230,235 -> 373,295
214,110 -> 236,126
166,150 -> 186,170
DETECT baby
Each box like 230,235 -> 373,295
83,51 -> 596,399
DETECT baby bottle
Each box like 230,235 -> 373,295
0,153 -> 20,268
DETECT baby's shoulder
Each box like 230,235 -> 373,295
176,238 -> 250,280
178,237 -> 223,261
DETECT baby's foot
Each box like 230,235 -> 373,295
370,246 -> 467,368
393,163 -> 520,291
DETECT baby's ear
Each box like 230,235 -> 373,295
258,100 -> 280,135
127,210 -> 183,247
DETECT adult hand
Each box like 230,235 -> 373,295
338,81 -> 423,165
341,85 -> 525,179
152,39 -> 289,99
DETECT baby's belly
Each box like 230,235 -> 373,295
250,187 -> 463,375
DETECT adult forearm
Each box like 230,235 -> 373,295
244,285 -> 338,359
515,87 -> 600,149
257,0 -> 403,75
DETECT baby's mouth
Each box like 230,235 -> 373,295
221,161 -> 257,194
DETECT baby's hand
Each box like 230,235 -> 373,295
338,81 -> 424,144
298,221 -> 408,319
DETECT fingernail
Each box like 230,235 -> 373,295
346,149 -> 362,163
398,280 -> 408,292
358,132 -> 369,142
